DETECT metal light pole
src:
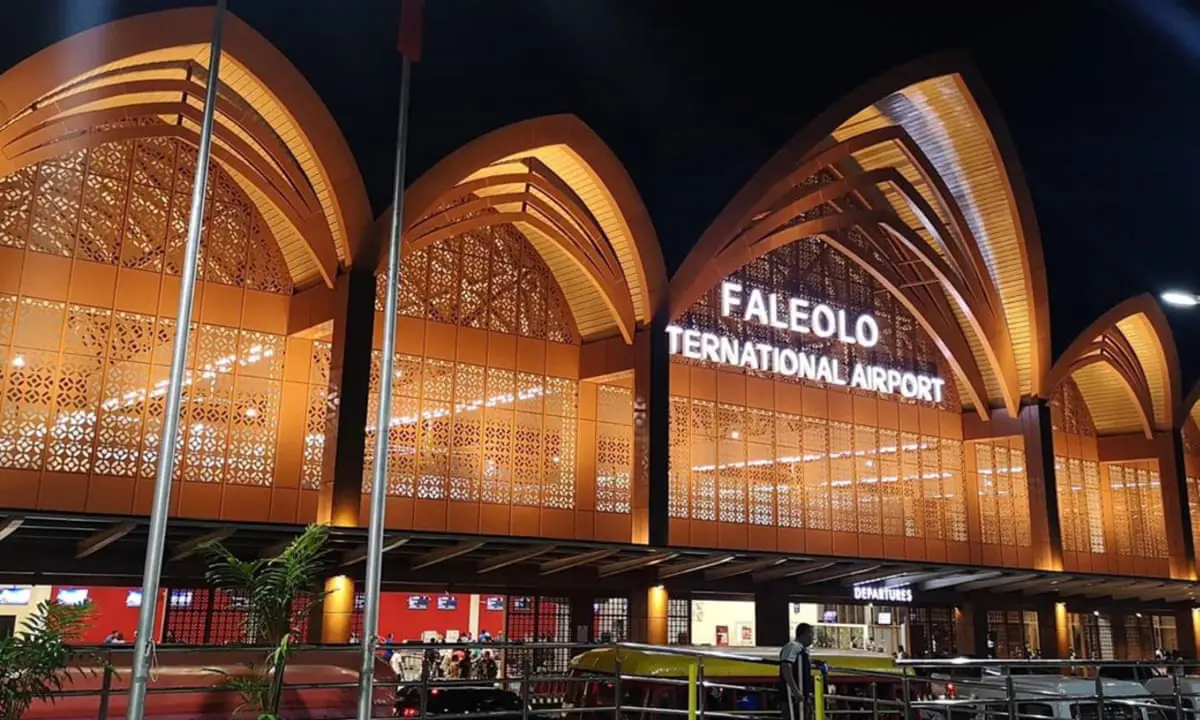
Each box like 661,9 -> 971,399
125,0 -> 227,716
356,53 -> 414,720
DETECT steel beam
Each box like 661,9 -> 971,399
0,516 -> 23,543
411,541 -> 486,571
540,549 -> 618,575
658,554 -> 736,580
598,552 -> 679,578
477,546 -> 555,574
76,521 -> 137,559
169,527 -> 235,561
342,536 -> 410,567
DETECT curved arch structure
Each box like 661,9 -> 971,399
388,114 -> 667,344
669,55 -> 1050,419
1047,294 -> 1180,438
0,7 -> 371,289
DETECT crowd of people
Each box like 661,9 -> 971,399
350,631 -> 514,681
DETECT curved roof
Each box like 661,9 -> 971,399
389,114 -> 667,344
0,7 -> 370,290
669,56 -> 1048,419
1047,294 -> 1180,438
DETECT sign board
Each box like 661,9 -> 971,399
852,584 -> 913,603
668,281 -> 946,403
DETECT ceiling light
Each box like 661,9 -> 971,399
1161,290 -> 1200,307
10,355 -> 24,368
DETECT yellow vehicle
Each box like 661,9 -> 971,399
565,645 -> 908,720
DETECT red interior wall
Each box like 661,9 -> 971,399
50,586 -> 165,645
477,595 -> 505,638
376,593 -> 471,641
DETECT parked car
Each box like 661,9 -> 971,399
394,686 -> 528,719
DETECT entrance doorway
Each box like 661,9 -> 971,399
0,615 -> 15,639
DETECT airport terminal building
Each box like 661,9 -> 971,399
1,8 -> 1200,661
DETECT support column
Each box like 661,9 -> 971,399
314,575 -> 356,643
316,268 -> 377,527
1034,599 -> 1061,659
1021,401 -> 1063,571
1162,429 -> 1197,580
954,603 -> 980,657
754,586 -> 790,647
569,594 -> 595,644
1054,601 -> 1070,659
633,321 -> 670,547
627,585 -> 668,644
1175,607 -> 1199,659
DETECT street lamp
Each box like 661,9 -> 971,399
1160,290 -> 1200,308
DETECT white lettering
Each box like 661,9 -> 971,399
744,289 -> 769,326
779,348 -> 799,376
831,359 -> 847,386
797,352 -> 816,380
856,315 -> 880,348
666,325 -> 684,354
667,283 -> 944,404
789,298 -> 811,333
850,363 -> 868,391
916,376 -> 933,402
811,304 -> 837,338
852,585 -> 913,603
836,309 -> 856,345
931,378 -> 946,403
720,282 -> 743,318
767,293 -> 790,329
816,356 -> 835,384
739,341 -> 759,370
682,329 -> 702,359
871,367 -> 887,394
719,336 -> 739,366
757,342 -> 772,370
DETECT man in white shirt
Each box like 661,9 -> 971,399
779,623 -> 815,720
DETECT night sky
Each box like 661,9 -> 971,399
5,0 -> 1200,395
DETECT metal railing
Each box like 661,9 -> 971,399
21,642 -> 1200,720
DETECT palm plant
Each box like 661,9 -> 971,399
0,600 -> 105,720
202,523 -> 331,718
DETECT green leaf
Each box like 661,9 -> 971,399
201,524 -> 331,716
0,600 -> 113,720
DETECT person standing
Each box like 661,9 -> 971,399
779,623 -> 816,720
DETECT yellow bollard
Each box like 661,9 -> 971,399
687,662 -> 697,720
813,667 -> 825,720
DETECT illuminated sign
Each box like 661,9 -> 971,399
125,590 -> 143,608
852,585 -> 913,603
668,281 -> 946,403
0,587 -> 31,606
56,588 -> 89,606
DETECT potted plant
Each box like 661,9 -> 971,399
0,599 -> 106,720
202,524 -> 330,719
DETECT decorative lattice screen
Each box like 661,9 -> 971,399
668,396 -> 967,540
1107,461 -> 1169,560
972,437 -> 1032,547
0,136 -> 291,294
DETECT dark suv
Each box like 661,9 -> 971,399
394,686 -> 527,719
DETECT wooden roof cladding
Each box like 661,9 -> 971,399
0,9 -> 372,293
668,65 -> 1049,421
830,74 -> 1038,412
1048,295 -> 1180,439
403,150 -> 648,345
408,155 -> 636,343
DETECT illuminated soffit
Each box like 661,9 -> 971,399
832,73 -> 1034,409
0,45 -> 346,289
